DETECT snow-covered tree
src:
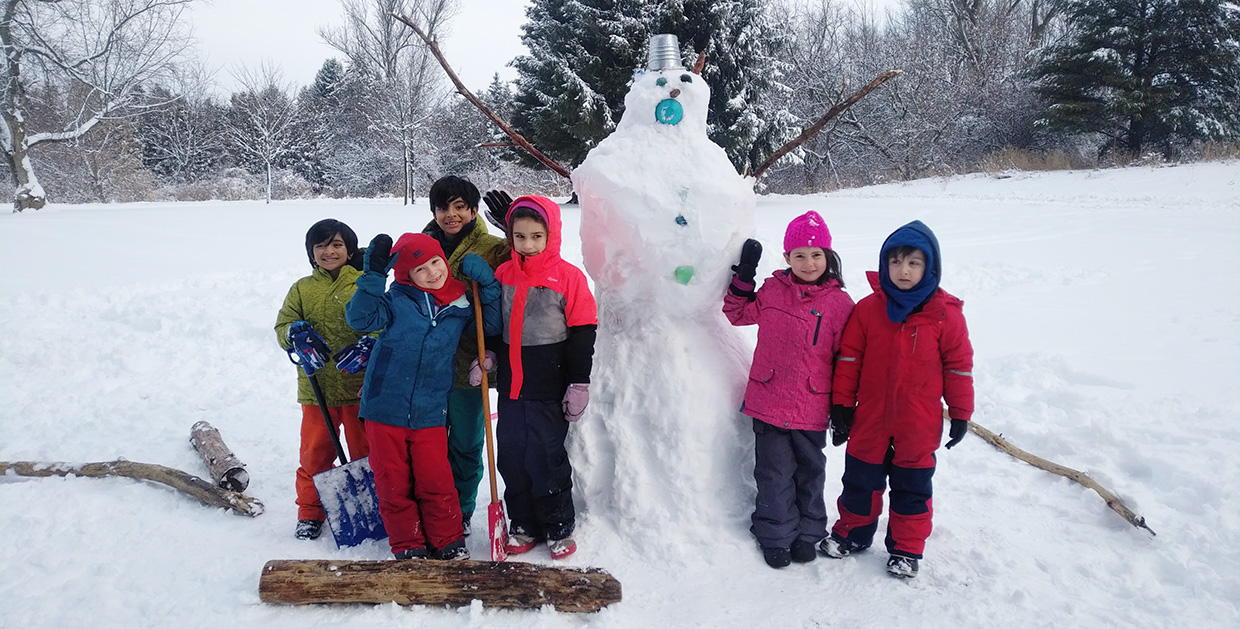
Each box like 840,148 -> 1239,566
1030,0 -> 1240,157
0,0 -> 192,210
135,66 -> 230,186
320,0 -> 457,202
225,64 -> 301,203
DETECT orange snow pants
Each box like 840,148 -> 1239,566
296,404 -> 368,521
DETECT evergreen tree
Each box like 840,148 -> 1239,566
1030,0 -> 1240,157
510,0 -> 647,169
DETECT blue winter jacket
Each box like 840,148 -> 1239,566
346,270 -> 502,430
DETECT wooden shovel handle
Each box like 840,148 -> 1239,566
471,282 -> 500,504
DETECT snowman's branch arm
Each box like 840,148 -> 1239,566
750,70 -> 902,181
390,12 -> 572,180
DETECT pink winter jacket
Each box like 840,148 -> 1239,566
724,270 -> 855,431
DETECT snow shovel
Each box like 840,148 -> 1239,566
302,369 -> 387,548
472,281 -> 509,561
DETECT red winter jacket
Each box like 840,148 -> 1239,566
725,270 -> 855,431
494,195 -> 598,401
833,272 -> 973,464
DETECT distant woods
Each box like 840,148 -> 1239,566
5,0 -> 1238,208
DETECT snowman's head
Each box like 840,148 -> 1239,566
617,36 -> 711,137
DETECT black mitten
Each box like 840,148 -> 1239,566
830,405 -> 855,447
365,234 -> 393,274
944,418 -> 968,449
731,238 -> 762,284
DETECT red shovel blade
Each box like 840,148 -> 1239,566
488,501 -> 510,562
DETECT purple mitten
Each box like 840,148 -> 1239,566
562,383 -> 590,422
468,350 -> 497,386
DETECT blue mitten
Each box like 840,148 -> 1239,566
332,337 -> 375,374
286,321 -> 331,375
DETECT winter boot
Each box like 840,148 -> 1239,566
462,511 -> 473,537
393,547 -> 428,560
886,555 -> 919,579
549,537 -> 577,560
818,535 -> 867,558
790,539 -> 817,563
433,539 -> 470,560
762,546 -> 792,569
295,520 -> 323,540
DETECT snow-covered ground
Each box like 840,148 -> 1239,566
1,162 -> 1237,628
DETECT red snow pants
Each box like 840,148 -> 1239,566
831,437 -> 936,559
365,421 -> 463,555
296,403 -> 368,521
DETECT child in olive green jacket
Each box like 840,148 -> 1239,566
422,176 -> 510,532
275,218 -> 372,541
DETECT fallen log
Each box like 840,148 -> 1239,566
0,460 -> 263,517
966,420 -> 1155,535
190,421 -> 249,492
259,558 -> 622,613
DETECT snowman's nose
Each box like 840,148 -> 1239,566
670,89 -> 681,98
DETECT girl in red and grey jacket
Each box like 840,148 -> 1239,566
819,219 -> 974,580
724,210 -> 855,569
488,195 -> 597,560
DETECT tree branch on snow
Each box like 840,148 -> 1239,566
750,70 -> 902,181
389,11 -> 572,180
966,420 -> 1156,536
0,460 -> 264,517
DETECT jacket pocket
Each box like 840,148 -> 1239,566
749,366 -> 775,383
808,371 -> 831,395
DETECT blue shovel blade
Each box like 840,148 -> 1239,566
312,457 -> 388,548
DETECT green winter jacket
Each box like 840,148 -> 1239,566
275,265 -> 370,406
424,218 -> 510,389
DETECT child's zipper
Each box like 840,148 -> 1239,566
811,309 -> 822,345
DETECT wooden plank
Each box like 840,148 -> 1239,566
259,559 -> 621,613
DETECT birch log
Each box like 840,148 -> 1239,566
190,421 -> 249,492
259,559 -> 622,613
0,460 -> 263,517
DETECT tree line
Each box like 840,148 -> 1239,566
4,0 -> 1238,210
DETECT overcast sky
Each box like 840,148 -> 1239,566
188,0 -> 531,94
189,0 -> 903,95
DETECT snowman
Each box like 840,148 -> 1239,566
571,35 -> 758,550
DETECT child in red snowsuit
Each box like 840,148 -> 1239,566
820,220 -> 974,579
724,210 -> 855,569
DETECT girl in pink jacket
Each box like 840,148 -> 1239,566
723,210 -> 855,569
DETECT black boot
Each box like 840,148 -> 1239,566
886,554 -> 919,579
762,546 -> 792,569
295,520 -> 323,540
790,539 -> 817,563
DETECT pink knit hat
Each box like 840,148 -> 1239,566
783,210 -> 832,253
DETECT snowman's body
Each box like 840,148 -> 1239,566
572,60 -> 758,548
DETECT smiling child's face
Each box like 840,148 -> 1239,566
313,234 -> 349,276
887,249 -> 927,290
434,197 -> 478,237
511,217 -> 548,257
409,256 -> 449,291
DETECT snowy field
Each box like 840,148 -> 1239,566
1,162 -> 1238,628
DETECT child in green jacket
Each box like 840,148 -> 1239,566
422,176 -> 510,533
275,219 -> 373,541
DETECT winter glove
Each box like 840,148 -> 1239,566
332,337 -> 375,375
286,321 -> 331,375
468,350 -> 497,387
364,233 -> 395,274
731,238 -> 763,284
830,404 -> 855,447
460,253 -> 496,285
944,418 -> 968,449
482,189 -> 514,234
562,383 -> 590,422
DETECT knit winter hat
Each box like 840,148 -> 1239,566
783,210 -> 833,253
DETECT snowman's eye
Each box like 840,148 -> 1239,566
656,77 -> 667,87
680,74 -> 693,83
